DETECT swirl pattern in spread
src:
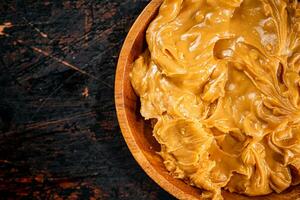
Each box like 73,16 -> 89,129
130,0 -> 300,199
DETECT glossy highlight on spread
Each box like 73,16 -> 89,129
130,0 -> 300,199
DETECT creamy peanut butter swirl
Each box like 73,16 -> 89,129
130,0 -> 300,199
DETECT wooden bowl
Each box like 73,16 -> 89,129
114,0 -> 300,199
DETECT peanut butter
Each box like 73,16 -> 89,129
130,0 -> 300,199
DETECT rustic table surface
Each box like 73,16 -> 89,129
0,0 -> 175,199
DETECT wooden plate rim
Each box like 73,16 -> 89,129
114,0 -> 199,199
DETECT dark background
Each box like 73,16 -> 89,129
0,0 -> 175,199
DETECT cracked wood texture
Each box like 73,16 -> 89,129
0,0 -> 175,199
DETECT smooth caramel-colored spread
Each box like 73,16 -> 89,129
130,0 -> 300,199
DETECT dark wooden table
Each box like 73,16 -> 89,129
0,0 -> 175,199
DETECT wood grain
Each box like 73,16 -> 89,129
115,0 -> 300,199
0,0 -> 175,199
